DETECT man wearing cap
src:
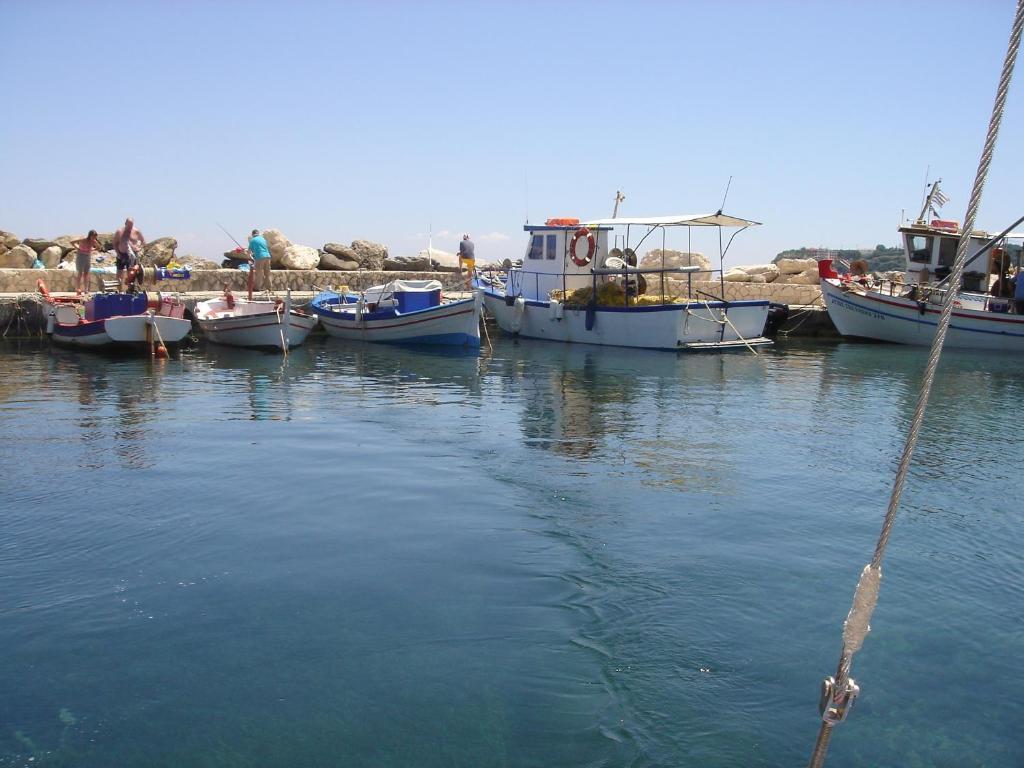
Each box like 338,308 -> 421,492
458,233 -> 475,289
247,229 -> 272,292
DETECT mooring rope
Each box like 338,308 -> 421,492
808,3 -> 1024,766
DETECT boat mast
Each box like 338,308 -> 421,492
612,190 -> 625,218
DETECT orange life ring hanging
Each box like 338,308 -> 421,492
569,227 -> 595,267
36,278 -> 50,298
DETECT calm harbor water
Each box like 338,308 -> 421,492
0,336 -> 1020,767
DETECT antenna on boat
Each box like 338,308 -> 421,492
718,175 -> 733,214
524,170 -> 530,224
612,190 -> 625,218
916,165 -> 932,222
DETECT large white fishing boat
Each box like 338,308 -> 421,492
477,213 -> 772,351
820,182 -> 1024,350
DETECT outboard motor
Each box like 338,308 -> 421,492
764,303 -> 790,338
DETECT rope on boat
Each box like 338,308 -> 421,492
808,3 -> 1024,766
696,298 -> 760,355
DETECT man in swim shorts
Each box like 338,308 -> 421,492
114,217 -> 145,291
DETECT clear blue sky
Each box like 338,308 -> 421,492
2,1 -> 1021,266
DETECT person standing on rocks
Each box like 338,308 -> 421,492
114,217 -> 145,291
247,229 -> 272,293
458,233 -> 475,289
71,230 -> 102,295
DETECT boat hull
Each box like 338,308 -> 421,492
51,314 -> 192,350
315,295 -> 481,347
197,311 -> 317,351
482,290 -> 770,350
821,278 -> 1024,350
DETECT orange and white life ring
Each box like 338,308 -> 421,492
569,227 -> 595,267
36,278 -> 50,298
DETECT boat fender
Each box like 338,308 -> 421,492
45,309 -> 55,334
510,296 -> 525,334
569,227 -> 596,267
917,300 -> 927,315
37,278 -> 50,298
549,300 -> 563,321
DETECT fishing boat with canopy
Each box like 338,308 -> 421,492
477,211 -> 773,351
819,180 -> 1024,350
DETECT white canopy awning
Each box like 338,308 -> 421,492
582,213 -> 761,228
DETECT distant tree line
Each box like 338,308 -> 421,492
773,244 -> 904,272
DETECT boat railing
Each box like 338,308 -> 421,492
489,264 -> 724,305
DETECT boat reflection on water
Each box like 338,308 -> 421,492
314,336 -> 484,405
486,339 -> 771,491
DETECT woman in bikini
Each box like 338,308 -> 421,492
71,230 -> 102,295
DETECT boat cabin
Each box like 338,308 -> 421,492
509,219 -> 614,299
899,220 -> 1024,293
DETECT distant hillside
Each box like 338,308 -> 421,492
774,245 -> 904,273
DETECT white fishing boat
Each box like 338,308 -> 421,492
195,290 -> 317,352
41,285 -> 191,353
820,181 -> 1024,350
311,280 -> 481,347
477,213 -> 772,351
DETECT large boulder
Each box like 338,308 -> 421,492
280,243 -> 319,270
323,242 -> 357,260
39,245 -> 63,268
141,237 -> 177,267
741,263 -> 780,283
640,249 -> 711,273
319,251 -> 359,270
776,257 -> 817,275
54,235 -> 83,255
384,255 -> 431,271
174,254 -> 220,270
262,229 -> 291,267
0,244 -> 37,268
785,267 -> 820,285
723,268 -> 752,282
350,239 -> 387,270
22,237 -> 58,254
0,230 -> 19,251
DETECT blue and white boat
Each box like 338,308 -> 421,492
44,291 -> 191,352
477,213 -> 772,351
311,279 -> 481,347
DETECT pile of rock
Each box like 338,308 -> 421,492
640,249 -> 712,272
0,230 -> 105,268
0,229 -> 218,271
723,257 -> 818,284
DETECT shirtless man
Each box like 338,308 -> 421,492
114,217 -> 146,291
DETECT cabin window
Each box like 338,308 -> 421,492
528,235 -> 543,260
908,235 -> 933,263
937,237 -> 957,267
545,234 -> 557,260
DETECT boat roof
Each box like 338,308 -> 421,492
582,213 -> 761,228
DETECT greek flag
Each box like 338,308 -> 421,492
932,187 -> 949,207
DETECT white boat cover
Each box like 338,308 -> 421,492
582,213 -> 761,228
380,280 -> 443,293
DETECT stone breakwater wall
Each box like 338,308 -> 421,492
0,268 -> 467,295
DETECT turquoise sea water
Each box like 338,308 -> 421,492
0,337 -> 1020,767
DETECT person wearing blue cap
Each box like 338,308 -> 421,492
247,229 -> 272,292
